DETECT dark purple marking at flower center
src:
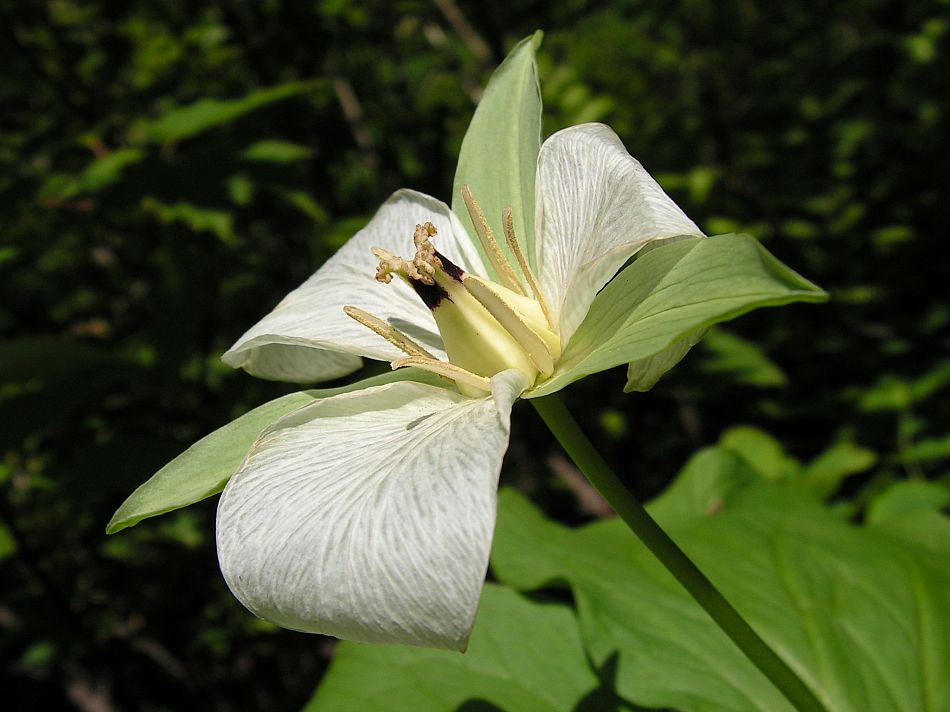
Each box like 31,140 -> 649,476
411,280 -> 448,310
410,251 -> 465,310
436,251 -> 464,282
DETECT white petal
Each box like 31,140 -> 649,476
222,189 -> 486,382
536,123 -> 704,345
215,370 -> 525,650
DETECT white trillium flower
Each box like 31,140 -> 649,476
216,122 -> 703,651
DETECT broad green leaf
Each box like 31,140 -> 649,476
493,484 -> 950,712
646,446 -> 758,528
528,235 -> 827,398
801,440 -> 877,497
137,81 -> 313,143
452,32 -> 543,276
303,584 -> 599,712
700,326 -> 788,388
106,369 -> 443,534
720,425 -> 799,481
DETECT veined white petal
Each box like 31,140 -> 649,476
216,370 -> 525,650
222,189 -> 487,383
535,124 -> 703,346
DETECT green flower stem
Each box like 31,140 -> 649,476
531,393 -> 828,712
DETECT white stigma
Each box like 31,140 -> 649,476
373,222 -> 443,286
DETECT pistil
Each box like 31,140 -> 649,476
348,189 -> 562,396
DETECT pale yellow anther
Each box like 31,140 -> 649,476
462,274 -> 558,377
460,185 -> 526,296
391,356 -> 493,397
343,306 -> 436,360
502,206 -> 555,331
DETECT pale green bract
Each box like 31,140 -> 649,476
109,33 -> 825,651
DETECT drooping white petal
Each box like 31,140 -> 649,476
535,123 -> 703,345
215,370 -> 525,650
222,189 -> 487,383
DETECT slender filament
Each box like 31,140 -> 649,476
502,206 -> 555,330
343,306 -> 436,359
390,356 -> 492,394
460,185 -> 526,296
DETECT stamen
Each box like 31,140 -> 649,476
391,356 -> 492,395
502,206 -> 555,330
343,306 -> 436,359
462,275 -> 556,376
460,185 -> 526,296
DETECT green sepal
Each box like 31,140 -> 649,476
106,368 -> 444,534
527,234 -> 828,398
452,32 -> 543,276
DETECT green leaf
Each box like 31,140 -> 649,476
720,425 -> 799,481
911,358 -> 950,401
0,523 -> 15,561
858,375 -> 912,412
81,148 -> 147,191
646,446 -> 757,528
700,326 -> 789,388
492,484 -> 950,712
908,435 -> 950,463
528,234 -> 827,398
801,440 -> 877,497
867,480 -> 950,525
138,81 -> 313,143
452,32 -> 543,276
141,198 -> 234,242
38,148 -> 147,200
865,481 -> 950,557
240,139 -> 313,164
0,247 -> 17,265
303,584 -> 599,712
106,369 -> 443,534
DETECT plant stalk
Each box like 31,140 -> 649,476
531,393 -> 828,712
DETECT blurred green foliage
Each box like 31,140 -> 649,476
1,0 -> 948,709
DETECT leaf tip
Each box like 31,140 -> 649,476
105,511 -> 131,535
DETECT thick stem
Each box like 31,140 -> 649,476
531,394 -> 828,712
